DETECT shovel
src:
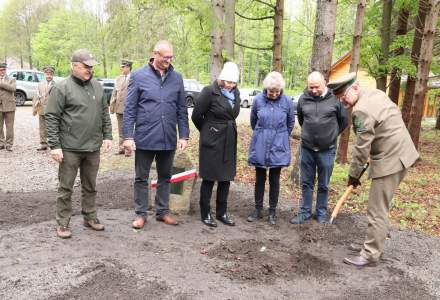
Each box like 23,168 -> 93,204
329,162 -> 369,224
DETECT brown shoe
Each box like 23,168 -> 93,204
57,226 -> 72,239
0,145 -> 4,150
84,218 -> 105,231
37,146 -> 48,151
156,214 -> 178,225
343,255 -> 377,267
132,216 -> 146,229
5,146 -> 12,152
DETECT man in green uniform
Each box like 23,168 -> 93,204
328,73 -> 419,267
46,49 -> 113,239
33,66 -> 55,151
109,59 -> 132,154
0,63 -> 16,151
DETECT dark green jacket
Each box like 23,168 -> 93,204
45,75 -> 112,152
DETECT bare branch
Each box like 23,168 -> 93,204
254,0 -> 276,9
234,41 -> 272,50
235,11 -> 274,21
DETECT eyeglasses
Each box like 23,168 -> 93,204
155,52 -> 174,61
338,84 -> 353,101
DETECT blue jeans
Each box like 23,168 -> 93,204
299,145 -> 336,218
134,149 -> 175,218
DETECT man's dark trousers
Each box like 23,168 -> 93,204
299,145 -> 336,218
134,149 -> 175,218
56,151 -> 100,226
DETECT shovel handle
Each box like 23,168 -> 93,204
330,185 -> 354,223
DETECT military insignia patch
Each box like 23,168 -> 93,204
352,115 -> 367,134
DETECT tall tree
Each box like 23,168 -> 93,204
402,0 -> 429,126
336,0 -> 367,164
376,0 -> 392,91
272,0 -> 284,72
210,0 -> 225,81
310,0 -> 337,80
388,6 -> 410,104
408,0 -> 440,149
224,0 -> 235,60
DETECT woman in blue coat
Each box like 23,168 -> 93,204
247,72 -> 295,225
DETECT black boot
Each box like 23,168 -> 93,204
268,210 -> 277,225
247,209 -> 263,222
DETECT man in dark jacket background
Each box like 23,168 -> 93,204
123,40 -> 189,229
46,49 -> 113,239
290,71 -> 347,224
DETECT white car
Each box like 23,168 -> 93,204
239,88 -> 261,108
7,69 -> 45,106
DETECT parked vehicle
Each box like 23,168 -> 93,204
239,88 -> 261,108
96,78 -> 115,104
6,69 -> 45,106
183,79 -> 203,107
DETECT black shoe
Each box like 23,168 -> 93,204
216,213 -> 235,226
316,214 -> 329,224
201,214 -> 217,227
0,145 -> 4,150
268,213 -> 277,225
37,145 -> 48,151
247,209 -> 263,222
289,213 -> 311,224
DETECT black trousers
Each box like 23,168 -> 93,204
254,167 -> 281,212
200,180 -> 230,219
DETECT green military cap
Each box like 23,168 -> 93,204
327,72 -> 357,95
43,66 -> 55,73
0,62 -> 7,69
120,59 -> 133,67
71,49 -> 98,67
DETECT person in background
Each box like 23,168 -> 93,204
328,72 -> 419,267
191,62 -> 241,227
290,71 -> 348,224
0,63 -> 16,152
33,66 -> 55,151
123,40 -> 189,229
46,49 -> 112,239
247,71 -> 295,225
110,59 -> 132,155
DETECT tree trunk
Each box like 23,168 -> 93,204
376,0 -> 392,92
388,8 -> 409,104
223,0 -> 235,60
272,0 -> 284,72
408,0 -> 440,149
436,96 -> 440,129
310,0 -> 337,81
210,0 -> 225,81
402,0 -> 429,126
336,0 -> 366,164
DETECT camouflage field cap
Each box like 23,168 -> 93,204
43,66 -> 55,73
327,72 -> 357,95
71,49 -> 98,67
120,59 -> 133,67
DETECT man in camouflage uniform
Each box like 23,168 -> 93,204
33,66 -> 55,151
328,72 -> 419,267
0,63 -> 16,152
110,59 -> 132,154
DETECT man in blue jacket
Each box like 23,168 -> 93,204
290,71 -> 348,224
123,40 -> 189,229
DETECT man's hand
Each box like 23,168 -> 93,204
102,139 -> 112,153
177,139 -> 188,151
123,139 -> 135,157
50,149 -> 63,163
347,176 -> 361,188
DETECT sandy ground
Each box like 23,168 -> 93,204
0,106 -> 439,300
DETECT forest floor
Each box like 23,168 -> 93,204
0,106 -> 439,299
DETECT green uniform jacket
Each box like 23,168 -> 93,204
45,75 -> 112,151
350,89 -> 419,179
